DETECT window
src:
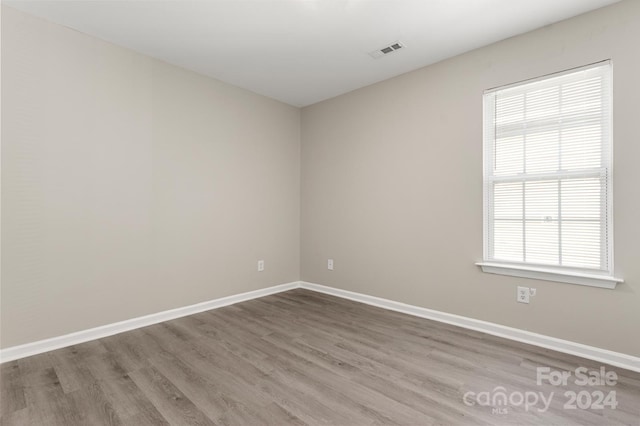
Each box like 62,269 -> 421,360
478,61 -> 622,288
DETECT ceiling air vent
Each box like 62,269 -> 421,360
369,41 -> 405,59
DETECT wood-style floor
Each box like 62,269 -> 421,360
1,289 -> 639,425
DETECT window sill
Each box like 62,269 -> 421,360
475,262 -> 623,289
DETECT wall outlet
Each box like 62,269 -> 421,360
328,259 -> 334,270
517,286 -> 530,303
257,260 -> 264,272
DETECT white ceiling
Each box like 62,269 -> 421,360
5,0 -> 621,107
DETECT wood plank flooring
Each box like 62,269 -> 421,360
1,289 -> 639,425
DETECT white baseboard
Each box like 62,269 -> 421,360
299,282 -> 640,373
3,280 -> 638,373
0,281 -> 299,363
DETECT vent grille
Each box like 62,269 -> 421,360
369,41 -> 405,59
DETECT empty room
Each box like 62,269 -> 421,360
1,0 -> 639,425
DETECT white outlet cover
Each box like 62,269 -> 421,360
517,286 -> 530,303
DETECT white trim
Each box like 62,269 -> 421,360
0,282 -> 299,363
3,280 -> 638,373
475,262 -> 623,289
299,282 -> 640,373
484,60 -> 612,94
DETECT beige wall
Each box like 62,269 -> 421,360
301,0 -> 640,357
1,6 -> 300,348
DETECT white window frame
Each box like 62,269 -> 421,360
476,61 -> 623,289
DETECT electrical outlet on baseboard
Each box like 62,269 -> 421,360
328,259 -> 334,270
257,260 -> 265,272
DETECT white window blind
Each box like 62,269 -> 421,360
483,61 -> 612,275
